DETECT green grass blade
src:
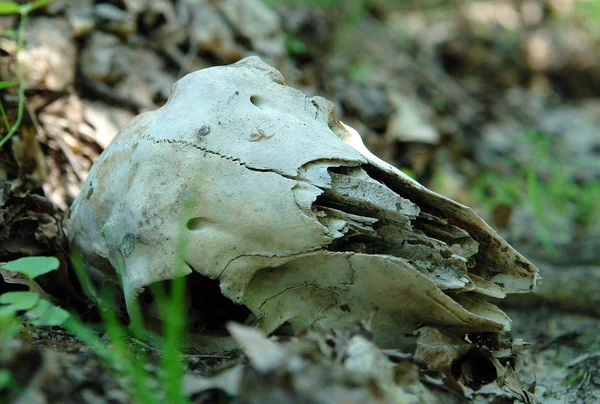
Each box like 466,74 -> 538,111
99,291 -> 157,404
161,276 -> 188,404
63,316 -> 114,366
69,254 -> 157,403
0,3 -> 20,14
0,81 -> 19,90
526,169 -> 556,255
65,315 -> 157,404
0,101 -> 10,129
0,11 -> 27,148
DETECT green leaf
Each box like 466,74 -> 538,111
0,369 -> 12,390
27,299 -> 70,326
1,256 -> 59,280
0,2 -> 20,15
0,81 -> 19,90
20,0 -> 52,15
0,307 -> 20,339
31,0 -> 52,8
0,306 -> 15,318
0,291 -> 39,311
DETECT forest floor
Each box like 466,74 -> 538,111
1,1 -> 599,403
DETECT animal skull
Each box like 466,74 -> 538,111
68,57 -> 538,349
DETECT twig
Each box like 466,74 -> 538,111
25,100 -> 85,181
566,352 -> 600,368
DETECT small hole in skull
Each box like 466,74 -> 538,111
186,217 -> 206,231
152,92 -> 168,107
249,95 -> 265,109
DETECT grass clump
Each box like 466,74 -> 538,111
471,130 -> 600,255
0,0 -> 53,148
0,252 -> 192,403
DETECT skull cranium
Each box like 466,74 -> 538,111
68,56 -> 538,349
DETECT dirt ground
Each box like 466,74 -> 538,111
504,304 -> 600,403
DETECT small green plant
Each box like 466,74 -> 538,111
471,130 -> 600,254
285,32 -> 308,55
576,0 -> 600,33
0,256 -> 69,396
348,60 -> 373,83
0,256 -> 69,329
67,259 -> 190,404
64,193 -> 198,404
0,0 -> 52,148
564,367 -> 583,387
0,253 -> 191,403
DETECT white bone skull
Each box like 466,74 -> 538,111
68,57 -> 538,348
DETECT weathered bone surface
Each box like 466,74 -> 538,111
68,56 -> 538,348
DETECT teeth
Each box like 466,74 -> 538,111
68,56 -> 538,350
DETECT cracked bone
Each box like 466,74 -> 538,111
68,56 -> 538,349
